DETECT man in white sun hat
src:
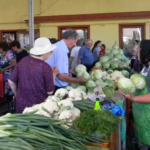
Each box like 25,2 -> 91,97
8,37 -> 59,113
46,29 -> 86,92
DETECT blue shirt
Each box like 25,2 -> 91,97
93,47 -> 99,62
78,46 -> 94,66
46,40 -> 69,87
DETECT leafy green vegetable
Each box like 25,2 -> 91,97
102,86 -> 115,98
130,74 -> 146,90
75,109 -> 118,138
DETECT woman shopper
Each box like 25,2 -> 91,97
8,37 -> 59,113
119,40 -> 150,150
0,42 -> 16,100
92,40 -> 102,65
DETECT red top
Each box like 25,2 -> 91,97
10,56 -> 55,113
100,48 -> 106,55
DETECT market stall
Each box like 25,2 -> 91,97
0,42 -> 139,150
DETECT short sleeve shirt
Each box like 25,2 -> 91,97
16,50 -> 29,63
10,56 -> 55,113
93,47 -> 99,62
46,40 -> 69,87
70,46 -> 81,67
78,45 -> 94,66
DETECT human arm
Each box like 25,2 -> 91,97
96,51 -> 100,58
58,73 -> 86,83
118,90 -> 150,103
69,56 -> 74,68
77,48 -> 83,64
8,79 -> 17,96
77,58 -> 81,64
52,66 -> 59,84
1,59 -> 16,73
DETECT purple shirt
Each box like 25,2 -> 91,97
10,56 -> 55,113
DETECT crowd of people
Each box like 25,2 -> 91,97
1,28 -> 150,149
0,29 -> 107,113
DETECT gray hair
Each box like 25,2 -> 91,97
85,39 -> 93,44
76,39 -> 84,46
62,29 -> 78,40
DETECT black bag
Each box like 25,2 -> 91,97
10,97 -> 16,114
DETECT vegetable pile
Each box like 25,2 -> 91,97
75,109 -> 119,138
0,113 -> 105,150
94,42 -> 130,74
23,96 -> 81,121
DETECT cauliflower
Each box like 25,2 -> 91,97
45,96 -> 60,103
23,107 -> 37,114
71,107 -> 81,120
35,110 -> 51,117
59,110 -> 72,120
110,71 -> 125,81
54,88 -> 68,99
58,100 -> 74,109
65,86 -> 73,91
74,97 -> 82,101
64,98 -> 74,101
68,89 -> 82,100
40,101 -> 59,114
32,104 -> 41,111
80,91 -> 88,100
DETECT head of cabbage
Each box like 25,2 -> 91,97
102,86 -> 115,98
103,62 -> 110,69
95,79 -> 104,86
90,70 -> 103,80
77,71 -> 90,81
69,82 -> 80,88
76,85 -> 87,92
105,49 -> 111,54
95,62 -> 102,68
121,70 -> 129,78
85,80 -> 96,89
112,49 -> 119,55
130,74 -> 146,90
111,62 -> 118,70
118,49 -> 124,54
99,56 -> 109,63
75,64 -> 86,73
117,78 -> 135,94
115,54 -> 122,60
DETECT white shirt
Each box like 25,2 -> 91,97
45,40 -> 69,87
70,46 -> 81,67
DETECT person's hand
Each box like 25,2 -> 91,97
69,66 -> 76,75
78,74 -> 86,83
52,66 -> 59,76
118,90 -> 135,101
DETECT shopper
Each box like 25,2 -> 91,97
119,40 -> 150,149
130,40 -> 139,69
46,29 -> 86,91
92,40 -> 101,64
78,39 -> 94,72
8,37 -> 59,113
10,41 -> 29,63
0,42 -> 16,100
70,39 -> 84,68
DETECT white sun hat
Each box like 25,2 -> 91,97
30,37 -> 56,55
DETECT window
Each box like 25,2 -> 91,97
58,25 -> 90,41
0,30 -> 39,50
119,24 -> 146,53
